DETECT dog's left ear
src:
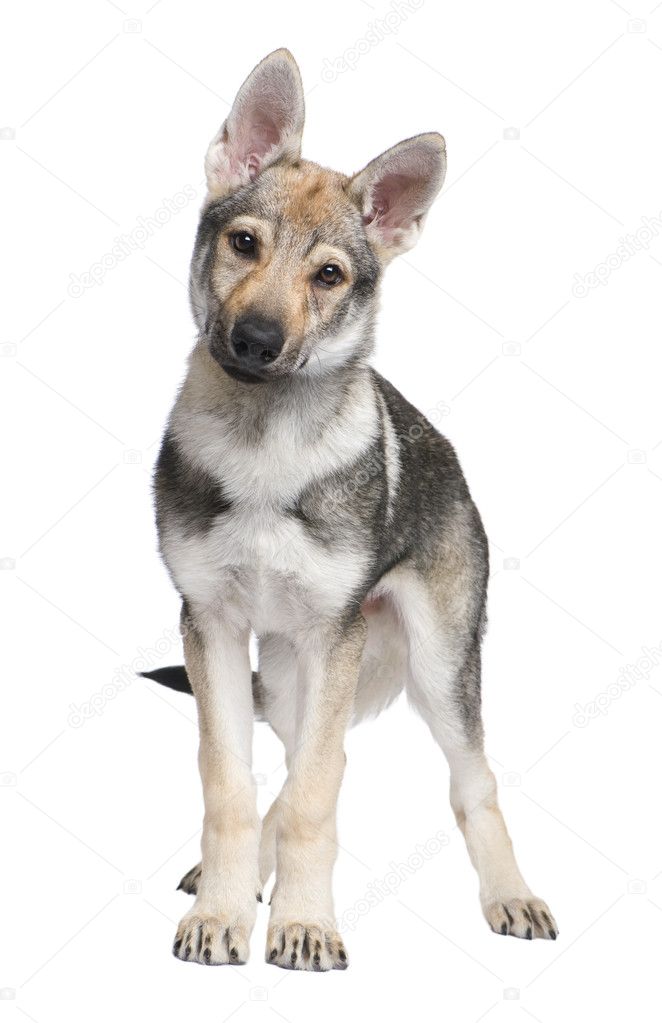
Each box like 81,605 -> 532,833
349,133 -> 446,261
205,49 -> 305,197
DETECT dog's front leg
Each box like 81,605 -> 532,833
173,611 -> 260,965
266,617 -> 366,971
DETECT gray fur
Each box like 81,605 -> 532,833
149,50 -> 556,965
155,360 -> 489,737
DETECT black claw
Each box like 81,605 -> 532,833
256,892 -> 263,902
173,938 -> 182,956
203,947 -> 211,962
230,947 -> 238,961
500,922 -> 508,935
338,948 -> 347,962
549,929 -> 557,940
269,948 -> 278,961
196,928 -> 203,955
525,927 -> 532,940
184,944 -> 191,959
176,881 -> 183,891
291,951 -> 297,965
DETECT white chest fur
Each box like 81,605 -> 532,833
162,370 -> 380,637
164,507 -> 367,637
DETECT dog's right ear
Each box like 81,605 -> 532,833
204,49 -> 305,197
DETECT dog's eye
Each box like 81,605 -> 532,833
231,231 -> 257,256
315,264 -> 343,287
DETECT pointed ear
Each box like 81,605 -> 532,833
205,49 -> 305,197
348,133 -> 446,260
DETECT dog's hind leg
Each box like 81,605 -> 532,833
400,543 -> 557,941
177,861 -> 202,896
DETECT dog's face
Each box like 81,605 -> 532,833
190,50 -> 446,384
194,161 -> 381,383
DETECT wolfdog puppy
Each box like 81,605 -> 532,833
145,49 -> 557,970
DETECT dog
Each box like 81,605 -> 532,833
143,48 -> 557,970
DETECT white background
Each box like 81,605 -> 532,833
3,0 -> 662,1019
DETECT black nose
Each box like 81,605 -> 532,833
230,316 -> 285,368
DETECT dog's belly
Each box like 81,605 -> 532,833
164,507 -> 369,637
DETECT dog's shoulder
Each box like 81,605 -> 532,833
370,369 -> 469,495
366,369 -> 487,573
154,430 -> 232,539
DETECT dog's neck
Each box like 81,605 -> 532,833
182,340 -> 374,446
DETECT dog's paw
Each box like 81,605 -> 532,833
484,896 -> 558,940
177,863 -> 202,895
266,922 -> 348,971
173,913 -> 250,965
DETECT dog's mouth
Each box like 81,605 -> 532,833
209,335 -> 269,384
208,333 -> 303,385
220,363 -> 268,385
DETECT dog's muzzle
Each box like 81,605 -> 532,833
216,315 -> 285,384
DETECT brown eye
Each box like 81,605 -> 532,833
231,231 -> 257,256
316,264 -> 343,287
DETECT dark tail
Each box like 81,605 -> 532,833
141,665 -> 264,716
140,665 -> 193,694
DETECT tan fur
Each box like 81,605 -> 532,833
173,614 -> 260,965
209,162 -> 359,365
162,48 -> 555,974
266,618 -> 366,969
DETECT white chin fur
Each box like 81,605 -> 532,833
299,317 -> 370,375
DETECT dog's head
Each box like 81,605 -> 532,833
190,49 -> 446,384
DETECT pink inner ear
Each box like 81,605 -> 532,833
238,116 -> 281,179
246,154 -> 261,181
362,203 -> 386,226
247,118 -> 281,156
367,171 -> 426,230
